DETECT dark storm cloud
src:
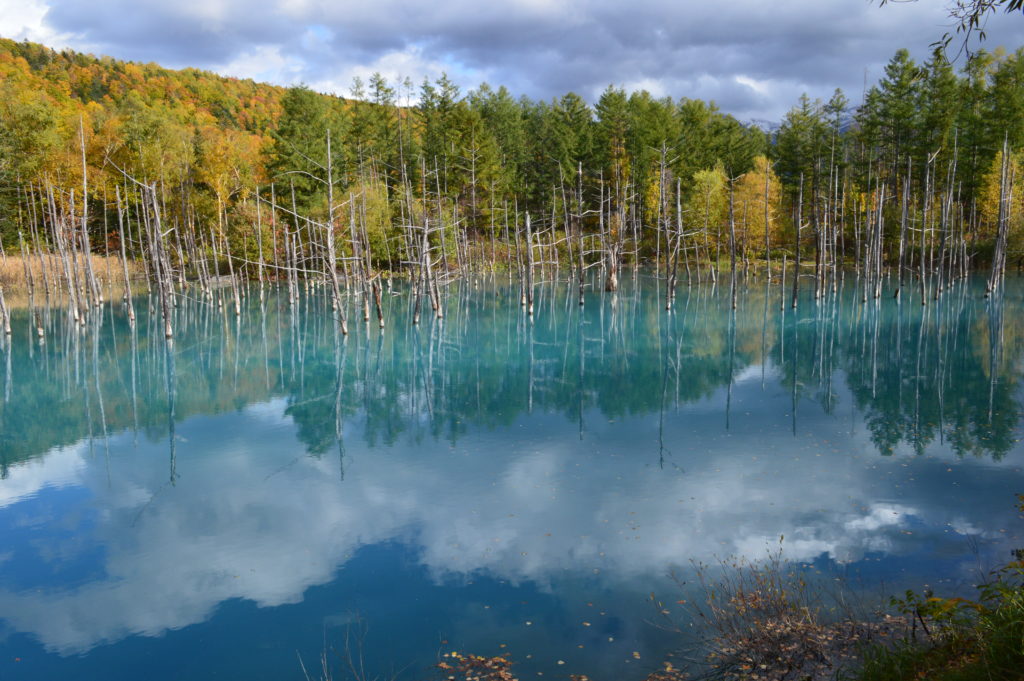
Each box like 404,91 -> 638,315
21,0 -> 1024,120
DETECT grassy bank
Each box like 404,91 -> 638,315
427,518 -> 1024,681
852,498 -> 1024,681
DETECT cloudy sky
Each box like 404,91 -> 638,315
1,1 -> 1024,128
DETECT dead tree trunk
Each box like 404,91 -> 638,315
115,185 -> 135,324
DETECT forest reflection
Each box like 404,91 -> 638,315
0,271 -> 1020,477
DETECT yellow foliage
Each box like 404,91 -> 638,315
197,126 -> 265,207
346,176 -> 397,267
685,164 -> 728,248
977,150 -> 1024,244
733,156 -> 783,253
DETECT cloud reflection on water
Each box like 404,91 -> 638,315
0,372 -> 1019,655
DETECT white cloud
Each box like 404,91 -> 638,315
218,44 -> 304,85
845,503 -> 914,532
0,0 -> 69,45
735,75 -> 769,97
0,443 -> 86,509
307,47 -> 453,99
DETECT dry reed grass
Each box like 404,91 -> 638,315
657,548 -> 910,681
0,253 -> 146,309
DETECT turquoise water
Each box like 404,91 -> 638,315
1,273 -> 1023,680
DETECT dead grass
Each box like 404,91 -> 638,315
653,547 -> 910,681
436,653 -> 690,681
0,253 -> 146,308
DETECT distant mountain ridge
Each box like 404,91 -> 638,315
747,118 -> 781,133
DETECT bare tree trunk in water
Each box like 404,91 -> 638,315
0,286 -> 10,335
729,177 -> 738,310
792,175 -> 803,310
605,242 -> 619,292
115,185 -> 135,324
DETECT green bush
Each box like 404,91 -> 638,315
853,495 -> 1024,681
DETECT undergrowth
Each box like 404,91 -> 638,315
851,496 -> 1024,681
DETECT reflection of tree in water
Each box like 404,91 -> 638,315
0,274 -> 1022,475
768,282 -> 1019,459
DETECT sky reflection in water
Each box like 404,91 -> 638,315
0,274 -> 1023,680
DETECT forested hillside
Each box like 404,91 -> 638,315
2,37 -> 1024,283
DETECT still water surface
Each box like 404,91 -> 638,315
1,274 -> 1023,680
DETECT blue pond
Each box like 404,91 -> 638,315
0,273 -> 1022,680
